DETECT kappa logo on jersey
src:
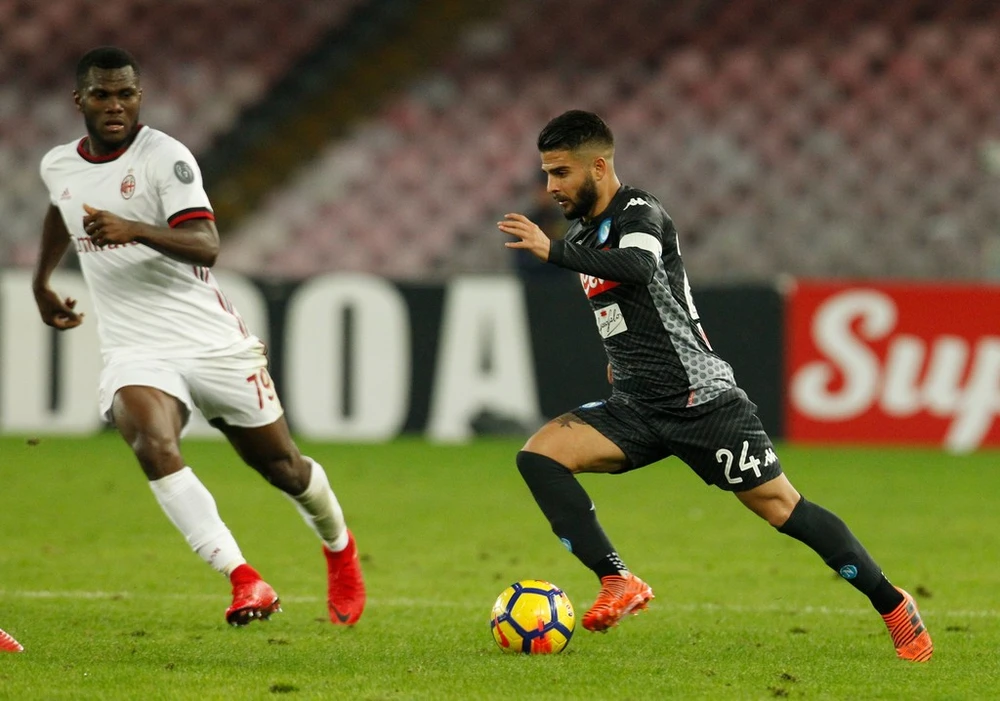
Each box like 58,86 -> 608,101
173,160 -> 195,184
623,197 -> 651,210
580,273 -> 620,298
120,172 -> 136,199
597,218 -> 611,244
763,448 -> 778,466
595,302 -> 628,338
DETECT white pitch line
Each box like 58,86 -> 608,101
1,590 -> 997,618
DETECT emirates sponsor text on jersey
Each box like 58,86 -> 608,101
580,273 -> 620,298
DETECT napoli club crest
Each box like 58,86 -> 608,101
597,218 -> 611,244
120,173 -> 136,199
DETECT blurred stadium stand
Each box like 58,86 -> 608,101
2,0 -> 998,281
0,0 -> 368,266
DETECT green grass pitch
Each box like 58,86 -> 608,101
0,434 -> 998,700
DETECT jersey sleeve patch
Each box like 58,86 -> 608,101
619,231 -> 662,260
173,160 -> 196,184
168,207 -> 215,227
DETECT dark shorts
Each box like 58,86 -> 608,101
570,388 -> 783,492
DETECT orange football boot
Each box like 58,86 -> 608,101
881,587 -> 933,662
582,573 -> 654,632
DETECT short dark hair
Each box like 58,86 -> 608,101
537,110 -> 614,153
76,46 -> 141,89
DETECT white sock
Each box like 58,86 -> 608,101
149,467 -> 246,576
288,457 -> 349,552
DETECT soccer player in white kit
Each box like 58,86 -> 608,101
32,46 -> 366,627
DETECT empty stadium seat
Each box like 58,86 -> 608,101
0,0 -> 366,266
4,0 -> 997,282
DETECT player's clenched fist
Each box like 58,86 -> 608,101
83,203 -> 136,247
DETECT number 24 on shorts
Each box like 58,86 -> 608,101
716,440 -> 763,485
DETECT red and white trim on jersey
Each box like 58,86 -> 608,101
193,265 -> 250,338
168,207 -> 215,227
42,126 -> 256,360
76,125 -> 146,163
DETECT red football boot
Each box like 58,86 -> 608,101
225,564 -> 281,626
324,530 -> 366,626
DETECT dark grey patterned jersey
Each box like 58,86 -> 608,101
548,184 -> 736,408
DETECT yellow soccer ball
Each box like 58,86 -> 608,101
490,579 -> 575,654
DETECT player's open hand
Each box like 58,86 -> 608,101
498,213 -> 551,262
83,204 -> 137,247
33,287 -> 84,330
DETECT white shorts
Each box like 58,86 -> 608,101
99,344 -> 284,431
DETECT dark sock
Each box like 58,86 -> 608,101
593,552 -> 628,579
778,496 -> 904,615
516,450 -> 624,579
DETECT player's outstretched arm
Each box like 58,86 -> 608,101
498,213 -> 552,261
33,205 -> 84,330
499,213 -> 656,283
548,239 -> 656,284
83,203 -> 220,266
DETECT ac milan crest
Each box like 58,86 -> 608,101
121,173 -> 136,199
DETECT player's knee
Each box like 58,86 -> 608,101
519,434 -> 582,472
737,487 -> 800,527
517,450 -> 575,480
762,499 -> 798,528
516,450 -> 541,478
130,433 -> 183,477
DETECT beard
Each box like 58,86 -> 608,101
561,174 -> 599,220
84,113 -> 138,153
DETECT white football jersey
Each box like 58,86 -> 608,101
40,126 -> 259,363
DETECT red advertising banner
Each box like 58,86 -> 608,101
785,280 -> 1000,452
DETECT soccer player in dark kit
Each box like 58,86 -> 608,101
497,109 -> 932,662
